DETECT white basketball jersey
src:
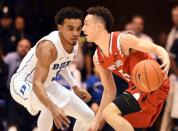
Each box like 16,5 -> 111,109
14,31 -> 78,87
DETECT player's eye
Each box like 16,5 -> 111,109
67,27 -> 74,31
68,28 -> 73,31
77,27 -> 82,31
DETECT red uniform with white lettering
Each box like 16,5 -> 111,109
96,31 -> 170,128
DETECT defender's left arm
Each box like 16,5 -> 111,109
60,67 -> 91,102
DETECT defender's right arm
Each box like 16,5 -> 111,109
33,40 -> 70,129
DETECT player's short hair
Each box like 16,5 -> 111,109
55,7 -> 83,25
172,5 -> 178,13
87,6 -> 114,33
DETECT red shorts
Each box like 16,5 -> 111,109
123,79 -> 170,128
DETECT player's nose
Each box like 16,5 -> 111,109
73,30 -> 80,36
82,26 -> 85,32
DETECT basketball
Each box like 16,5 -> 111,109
131,60 -> 164,92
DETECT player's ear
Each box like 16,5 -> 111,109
96,23 -> 104,32
57,24 -> 62,32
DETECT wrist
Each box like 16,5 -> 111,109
47,101 -> 56,111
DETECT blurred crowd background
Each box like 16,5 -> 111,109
0,0 -> 178,131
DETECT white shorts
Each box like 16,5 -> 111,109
10,74 -> 72,116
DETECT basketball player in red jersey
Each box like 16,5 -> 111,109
82,6 -> 170,131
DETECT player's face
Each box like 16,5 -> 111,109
82,15 -> 98,42
59,18 -> 82,46
172,8 -> 178,26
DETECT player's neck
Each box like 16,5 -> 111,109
59,33 -> 74,54
95,31 -> 111,57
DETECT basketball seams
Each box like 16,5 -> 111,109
131,60 -> 164,92
134,65 -> 139,89
144,62 -> 151,92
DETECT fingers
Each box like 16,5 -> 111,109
82,92 -> 91,102
54,114 -> 70,130
160,63 -> 166,68
163,66 -> 169,79
54,118 -> 64,130
160,63 -> 169,79
60,114 -> 70,129
61,114 -> 70,126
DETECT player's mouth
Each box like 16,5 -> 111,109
71,37 -> 78,41
83,33 -> 88,38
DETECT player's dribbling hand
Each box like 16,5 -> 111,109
50,104 -> 70,130
159,55 -> 170,79
73,86 -> 92,102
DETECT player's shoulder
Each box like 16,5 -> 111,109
118,31 -> 137,47
38,40 -> 56,52
47,31 -> 59,37
36,40 -> 57,60
112,31 -> 133,35
37,31 -> 59,51
112,31 -> 135,44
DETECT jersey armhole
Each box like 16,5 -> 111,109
93,50 -> 100,65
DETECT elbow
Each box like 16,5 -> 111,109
32,81 -> 40,93
32,81 -> 37,93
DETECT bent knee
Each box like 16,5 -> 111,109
83,109 -> 95,124
103,103 -> 121,119
88,110 -> 95,122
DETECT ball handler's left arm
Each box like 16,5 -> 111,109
60,67 -> 91,102
120,34 -> 170,78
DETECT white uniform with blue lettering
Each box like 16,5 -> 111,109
10,31 -> 94,131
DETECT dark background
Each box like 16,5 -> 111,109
1,0 -> 178,44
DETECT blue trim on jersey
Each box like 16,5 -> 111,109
12,52 -> 34,100
17,53 -> 34,76
12,75 -> 28,100
25,68 -> 35,83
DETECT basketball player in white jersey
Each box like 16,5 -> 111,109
10,7 -> 94,131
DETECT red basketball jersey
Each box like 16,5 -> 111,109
95,31 -> 170,127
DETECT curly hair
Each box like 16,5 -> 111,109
87,6 -> 114,33
55,7 -> 84,25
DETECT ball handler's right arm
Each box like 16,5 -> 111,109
89,53 -> 117,131
33,40 -> 70,130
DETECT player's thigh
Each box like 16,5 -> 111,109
112,92 -> 141,116
103,102 -> 121,116
47,81 -> 72,107
63,92 -> 94,121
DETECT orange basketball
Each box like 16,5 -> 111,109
131,60 -> 164,92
